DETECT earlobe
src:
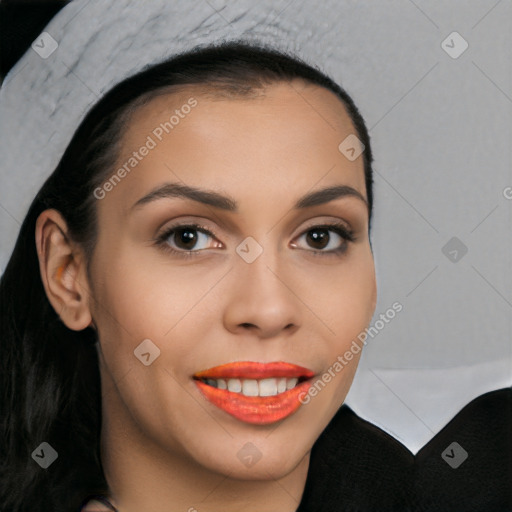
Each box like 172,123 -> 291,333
35,209 -> 93,331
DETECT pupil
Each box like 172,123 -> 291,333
307,228 -> 329,249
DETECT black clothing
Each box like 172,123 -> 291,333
297,388 -> 511,512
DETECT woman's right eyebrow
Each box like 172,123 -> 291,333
130,182 -> 237,212
129,182 -> 368,213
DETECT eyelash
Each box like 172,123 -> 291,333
154,221 -> 355,259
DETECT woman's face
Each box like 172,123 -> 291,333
89,80 -> 376,479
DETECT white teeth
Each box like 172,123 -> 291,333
204,377 -> 303,396
227,379 -> 242,392
286,377 -> 298,390
242,379 -> 259,396
259,378 -> 278,397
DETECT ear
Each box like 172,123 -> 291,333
35,209 -> 94,331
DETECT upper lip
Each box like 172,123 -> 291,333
193,361 -> 315,380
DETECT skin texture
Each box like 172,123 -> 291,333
35,80 -> 377,512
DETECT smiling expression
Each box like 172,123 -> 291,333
88,79 -> 377,479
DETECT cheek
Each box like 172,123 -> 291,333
94,249 -> 199,333
89,252 -> 173,369
308,251 -> 376,344
91,249 -> 220,377
310,253 -> 375,399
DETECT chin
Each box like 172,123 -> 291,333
190,433 -> 310,481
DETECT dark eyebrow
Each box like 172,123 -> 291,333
294,184 -> 367,209
130,182 -> 368,213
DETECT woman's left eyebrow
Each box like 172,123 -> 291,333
129,182 -> 368,213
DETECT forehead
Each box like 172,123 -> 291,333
126,80 -> 357,140
105,80 -> 366,215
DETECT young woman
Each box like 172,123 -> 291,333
2,36 -> 511,512
0,39 -> 376,511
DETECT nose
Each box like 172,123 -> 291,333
222,252 -> 301,339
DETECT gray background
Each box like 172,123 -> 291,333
0,0 -> 510,453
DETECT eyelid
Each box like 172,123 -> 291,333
298,217 -> 352,235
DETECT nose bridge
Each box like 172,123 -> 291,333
237,237 -> 279,286
235,234 -> 286,301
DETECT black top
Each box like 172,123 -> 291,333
82,388 -> 512,512
298,387 -> 511,512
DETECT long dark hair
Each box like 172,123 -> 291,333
0,39 -> 374,511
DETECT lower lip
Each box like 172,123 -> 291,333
194,379 -> 312,424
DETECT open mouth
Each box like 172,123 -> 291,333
194,376 -> 310,396
192,361 -> 314,424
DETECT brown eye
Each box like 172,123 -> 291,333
156,223 -> 218,255
293,223 -> 355,255
172,227 -> 201,250
305,228 -> 331,250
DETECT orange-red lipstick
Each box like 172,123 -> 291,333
193,361 -> 314,424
